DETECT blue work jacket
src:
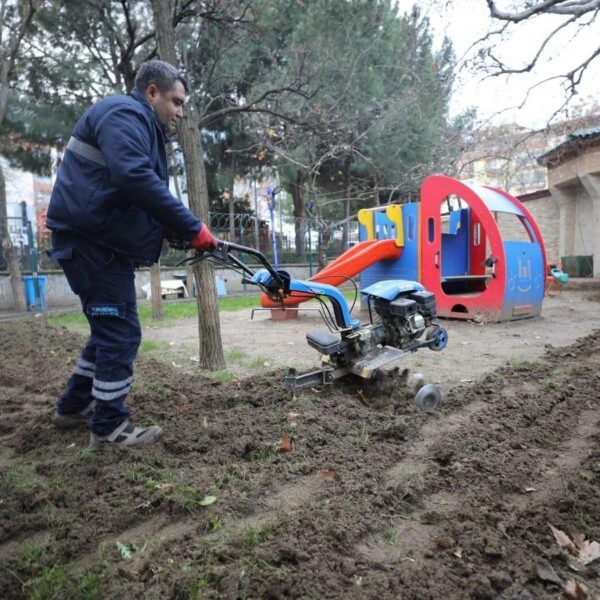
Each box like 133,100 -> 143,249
47,88 -> 201,265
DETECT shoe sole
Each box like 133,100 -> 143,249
89,427 -> 163,449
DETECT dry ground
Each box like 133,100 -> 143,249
0,288 -> 599,599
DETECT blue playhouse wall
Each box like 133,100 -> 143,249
441,208 -> 470,277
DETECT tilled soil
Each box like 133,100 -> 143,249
1,297 -> 599,599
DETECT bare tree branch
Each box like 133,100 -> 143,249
485,13 -> 578,76
486,0 -> 600,21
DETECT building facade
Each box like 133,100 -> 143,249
457,117 -> 600,277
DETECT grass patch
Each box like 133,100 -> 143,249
225,348 -> 249,361
49,294 -> 262,330
505,357 -> 529,369
48,288 -> 359,331
248,355 -> 270,368
249,445 -> 279,462
22,563 -> 107,600
3,463 -> 46,495
241,521 -> 280,551
211,370 -> 235,383
384,520 -> 398,545
139,339 -> 170,354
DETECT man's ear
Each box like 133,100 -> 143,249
145,83 -> 159,105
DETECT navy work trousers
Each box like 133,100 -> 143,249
50,231 -> 141,436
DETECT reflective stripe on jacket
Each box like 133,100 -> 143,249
47,88 -> 201,265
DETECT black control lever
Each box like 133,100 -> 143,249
170,239 -> 285,290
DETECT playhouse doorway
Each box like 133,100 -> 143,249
438,194 -> 491,296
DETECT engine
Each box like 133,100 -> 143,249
292,280 -> 447,389
371,290 -> 437,349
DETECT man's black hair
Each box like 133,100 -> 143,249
135,60 -> 189,95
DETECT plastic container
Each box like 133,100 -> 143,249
22,275 -> 47,311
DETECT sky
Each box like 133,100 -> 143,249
410,0 -> 600,129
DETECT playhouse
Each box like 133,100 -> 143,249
261,174 -> 547,322
418,175 -> 546,321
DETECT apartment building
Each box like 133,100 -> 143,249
456,116 -> 600,275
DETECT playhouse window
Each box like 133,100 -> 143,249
494,211 -> 534,243
407,215 -> 415,240
428,217 -> 435,243
473,222 -> 481,246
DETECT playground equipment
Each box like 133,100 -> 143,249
261,174 -> 547,323
546,262 -> 569,296
417,175 -> 547,322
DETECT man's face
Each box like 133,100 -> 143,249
146,81 -> 186,132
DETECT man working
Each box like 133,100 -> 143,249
47,60 -> 217,448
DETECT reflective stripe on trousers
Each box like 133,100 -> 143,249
51,231 -> 141,436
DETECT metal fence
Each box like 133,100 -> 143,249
0,211 -> 360,313
1,213 -> 359,270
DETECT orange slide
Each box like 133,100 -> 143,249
260,239 -> 403,308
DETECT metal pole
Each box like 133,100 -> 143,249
240,224 -> 247,294
307,217 -> 313,277
21,201 -> 41,310
253,178 -> 260,251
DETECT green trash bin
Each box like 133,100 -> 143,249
561,256 -> 593,278
22,275 -> 47,311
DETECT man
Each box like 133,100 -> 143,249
47,60 -> 217,448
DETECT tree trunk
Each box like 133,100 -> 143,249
152,0 -> 225,370
168,140 -> 194,298
0,164 -> 27,312
150,262 -> 163,319
317,224 -> 330,271
290,170 -> 306,259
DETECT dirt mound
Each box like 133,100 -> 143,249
1,316 -> 599,599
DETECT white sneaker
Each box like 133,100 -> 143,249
90,419 -> 163,448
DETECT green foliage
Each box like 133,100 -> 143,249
2,1 -> 155,172
3,0 -> 473,221
263,1 -> 465,205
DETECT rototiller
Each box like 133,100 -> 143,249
176,241 -> 448,411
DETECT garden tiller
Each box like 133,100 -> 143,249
176,241 -> 448,412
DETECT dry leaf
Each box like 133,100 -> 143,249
155,483 -> 175,490
524,487 -> 536,493
319,469 -> 340,481
199,495 -> 217,506
572,532 -> 587,550
536,560 -> 561,584
453,546 -> 463,558
578,540 -> 600,565
279,435 -> 295,453
549,524 -> 576,550
178,404 -> 188,413
564,579 -> 589,600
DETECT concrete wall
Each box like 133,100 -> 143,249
546,154 -> 600,277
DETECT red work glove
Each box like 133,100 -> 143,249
190,225 -> 218,251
